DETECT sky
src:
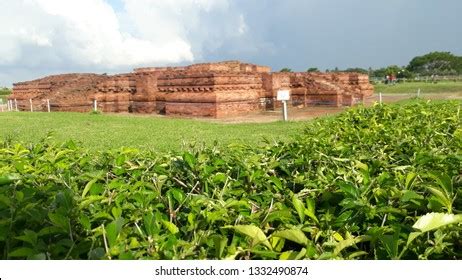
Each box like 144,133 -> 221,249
0,0 -> 461,86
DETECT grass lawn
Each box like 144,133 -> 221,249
0,112 -> 308,152
374,81 -> 462,94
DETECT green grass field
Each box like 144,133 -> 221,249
374,81 -> 462,94
0,112 -> 308,152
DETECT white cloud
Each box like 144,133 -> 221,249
121,0 -> 247,59
0,0 -> 249,85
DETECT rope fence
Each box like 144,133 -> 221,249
1,92 -> 459,113
0,99 -> 100,113
371,75 -> 462,84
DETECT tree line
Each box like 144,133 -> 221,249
0,87 -> 11,95
281,51 -> 462,78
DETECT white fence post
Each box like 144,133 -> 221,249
47,99 -> 51,112
30,99 -> 33,112
417,88 -> 421,98
93,99 -> 98,111
0,100 -> 3,112
8,100 -> 12,111
282,100 -> 288,121
379,92 -> 382,104
14,99 -> 18,111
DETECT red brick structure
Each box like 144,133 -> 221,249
9,61 -> 373,117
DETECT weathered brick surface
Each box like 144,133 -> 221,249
9,61 -> 373,117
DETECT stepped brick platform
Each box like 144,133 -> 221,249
9,61 -> 373,117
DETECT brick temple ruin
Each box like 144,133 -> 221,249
9,61 -> 373,118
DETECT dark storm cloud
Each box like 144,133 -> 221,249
202,0 -> 462,71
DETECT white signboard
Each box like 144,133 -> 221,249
277,90 -> 290,101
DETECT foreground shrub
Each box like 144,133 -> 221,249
0,101 -> 461,259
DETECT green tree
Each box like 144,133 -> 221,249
0,87 -> 11,96
407,51 -> 462,75
344,68 -> 368,74
373,65 -> 403,77
306,67 -> 319,72
280,68 -> 293,73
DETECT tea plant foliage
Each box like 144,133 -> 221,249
0,101 -> 461,260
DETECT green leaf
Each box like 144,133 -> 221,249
272,229 -> 308,246
115,154 -> 126,166
212,173 -> 227,184
405,172 -> 417,189
38,226 -> 64,236
82,178 -> 98,199
0,194 -> 12,207
426,186 -> 452,213
355,161 -> 369,172
8,247 -> 36,258
292,195 -> 305,223
48,213 -> 70,233
269,176 -> 283,191
334,235 -> 371,256
79,215 -> 91,231
400,190 -> 424,202
162,220 -> 179,235
333,210 -> 352,226
213,235 -> 228,259
406,232 -> 422,247
412,213 -> 462,233
183,152 -> 196,169
111,207 -> 122,219
14,230 -> 38,246
106,218 -> 125,247
28,253 -> 47,260
168,188 -> 185,204
0,174 -> 21,186
279,248 -> 307,260
429,173 -> 453,196
379,231 -> 400,259
333,232 -> 344,241
224,225 -> 271,249
305,198 -> 319,223
338,182 -> 359,198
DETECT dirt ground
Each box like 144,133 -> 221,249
214,92 -> 462,123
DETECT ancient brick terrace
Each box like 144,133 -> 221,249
9,61 -> 373,117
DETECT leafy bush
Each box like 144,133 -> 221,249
0,101 -> 461,260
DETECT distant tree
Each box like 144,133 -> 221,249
368,67 -> 373,76
396,69 -> 414,79
385,65 -> 401,76
407,51 -> 462,75
306,67 -> 319,72
334,67 -> 339,72
344,68 -> 368,74
373,65 -> 402,77
372,68 -> 387,78
0,87 -> 11,95
280,68 -> 293,73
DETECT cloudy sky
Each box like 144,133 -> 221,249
0,0 -> 461,86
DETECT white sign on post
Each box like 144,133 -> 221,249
277,90 -> 290,101
276,90 -> 290,121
